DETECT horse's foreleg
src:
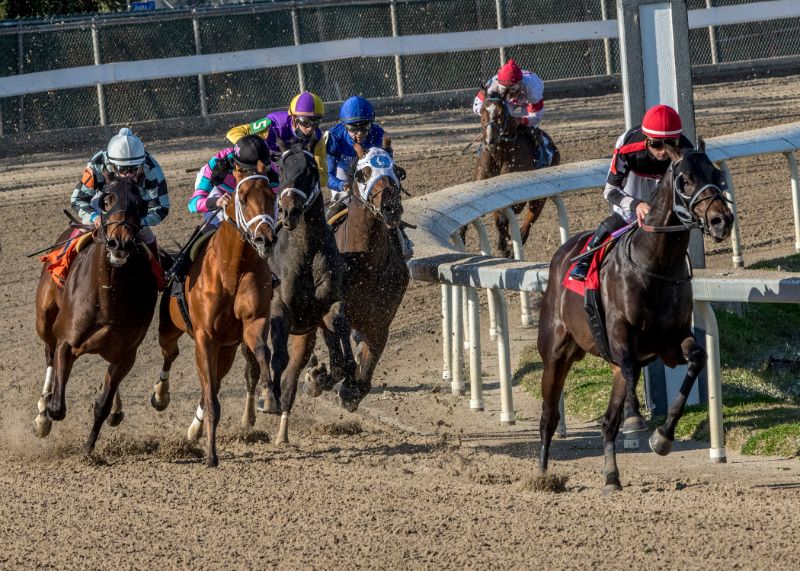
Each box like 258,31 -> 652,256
43,341 -> 76,423
152,298 -> 182,412
260,312 -> 288,414
276,332 -> 317,445
107,388 -> 124,427
339,329 -> 387,412
242,318 -> 271,432
194,335 -> 221,467
520,199 -> 546,245
494,211 -> 513,259
37,345 -> 55,414
84,352 -> 136,454
650,337 -> 706,456
317,302 -> 355,392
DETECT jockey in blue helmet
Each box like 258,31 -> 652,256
325,95 -> 412,258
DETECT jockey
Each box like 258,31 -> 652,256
188,134 -> 273,227
226,91 -> 327,187
71,127 -> 169,284
473,59 -> 545,143
569,104 -> 694,280
326,95 -> 413,258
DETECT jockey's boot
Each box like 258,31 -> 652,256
569,229 -> 607,281
145,240 -> 167,291
325,197 -> 349,225
397,226 -> 414,260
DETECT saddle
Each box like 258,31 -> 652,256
563,235 -> 617,363
40,230 -> 94,288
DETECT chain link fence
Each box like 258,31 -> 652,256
0,0 -> 798,135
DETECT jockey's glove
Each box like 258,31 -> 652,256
331,189 -> 349,203
210,159 -> 231,186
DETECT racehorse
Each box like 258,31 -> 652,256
33,178 -> 159,453
537,142 -> 734,493
461,87 -> 561,258
151,169 -> 277,467
313,145 -> 410,411
258,145 -> 355,444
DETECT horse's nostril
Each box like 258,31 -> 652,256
711,216 -> 723,227
107,238 -> 119,250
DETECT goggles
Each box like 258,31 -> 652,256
112,164 -> 141,176
647,138 -> 680,150
345,121 -> 372,134
295,116 -> 321,128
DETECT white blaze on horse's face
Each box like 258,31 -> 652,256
483,101 -> 500,146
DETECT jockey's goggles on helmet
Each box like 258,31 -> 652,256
112,163 -> 141,176
345,121 -> 371,134
295,116 -> 321,128
647,137 -> 680,150
498,83 -> 521,96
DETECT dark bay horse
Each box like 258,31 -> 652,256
537,143 -> 734,493
33,178 -> 158,453
313,145 -> 410,411
152,169 -> 277,467
258,145 -> 354,444
462,87 -> 560,257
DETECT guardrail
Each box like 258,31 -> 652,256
405,121 -> 800,463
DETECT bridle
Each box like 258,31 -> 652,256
223,174 -> 278,248
92,183 -> 142,250
482,96 -> 517,147
278,149 -> 321,213
639,153 -> 729,236
353,149 -> 401,224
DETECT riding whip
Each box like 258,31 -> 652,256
27,230 -> 92,258
461,133 -> 482,155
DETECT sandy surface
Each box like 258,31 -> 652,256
1,75 -> 800,569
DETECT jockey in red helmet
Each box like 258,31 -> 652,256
473,59 -> 545,128
568,104 -> 694,281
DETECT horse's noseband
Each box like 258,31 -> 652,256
227,174 -> 278,248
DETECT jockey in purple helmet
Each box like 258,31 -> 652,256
227,91 -> 327,187
326,95 -> 412,258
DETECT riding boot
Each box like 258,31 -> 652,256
325,196 -> 349,225
396,226 -> 414,260
569,228 -> 608,281
145,240 -> 167,291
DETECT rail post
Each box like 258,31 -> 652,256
291,8 -> 306,93
600,0 -> 613,75
441,285 -> 452,383
719,160 -> 744,267
17,23 -> 23,133
495,0 -> 506,65
192,11 -> 209,122
706,0 -> 719,65
502,207 -> 533,328
389,0 -> 405,98
91,20 -> 107,127
467,286 -> 484,411
451,283 -> 465,396
474,220 -> 498,341
786,152 -> 800,252
490,288 -> 515,425
696,301 -> 727,463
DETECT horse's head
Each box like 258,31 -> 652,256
352,145 -> 403,229
479,88 -> 514,154
93,177 -> 143,267
228,167 -> 278,258
277,145 -> 322,231
666,142 -> 734,242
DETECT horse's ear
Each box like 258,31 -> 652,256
354,143 -> 365,159
256,160 -> 268,175
275,138 -> 287,153
101,167 -> 114,185
696,137 -> 706,153
665,144 -> 683,164
382,134 -> 392,150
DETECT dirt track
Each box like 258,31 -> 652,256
1,75 -> 800,569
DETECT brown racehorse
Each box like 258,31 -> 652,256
537,143 -> 734,493
151,168 -> 277,467
311,145 -> 410,411
33,178 -> 159,453
462,87 -> 561,257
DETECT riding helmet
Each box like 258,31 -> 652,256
641,104 -> 683,138
497,59 -> 523,86
233,135 -> 270,168
339,96 -> 375,124
289,91 -> 324,119
107,127 -> 145,167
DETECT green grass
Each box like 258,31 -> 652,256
517,260 -> 800,457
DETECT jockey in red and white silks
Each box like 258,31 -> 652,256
473,59 -> 545,128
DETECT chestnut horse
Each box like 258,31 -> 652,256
311,145 -> 409,411
462,87 -> 560,257
151,169 -> 277,467
33,178 -> 159,453
257,145 -> 354,444
537,143 -> 734,493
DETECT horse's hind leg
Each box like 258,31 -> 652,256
309,302 -> 354,397
538,344 -> 581,474
242,317 -> 272,432
276,332 -> 317,445
260,311 -> 288,414
650,337 -> 706,456
152,296 -> 181,412
494,210 -> 513,259
84,352 -> 136,455
107,389 -> 124,427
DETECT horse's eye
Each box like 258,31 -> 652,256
101,193 -> 114,212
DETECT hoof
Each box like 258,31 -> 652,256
339,395 -> 360,413
187,422 -> 203,443
106,411 -> 124,427
622,414 -> 647,434
46,407 -> 66,422
256,394 -> 279,415
602,482 -> 623,496
205,456 -> 218,468
649,428 -> 673,456
150,391 -> 170,412
32,412 -> 52,438
37,392 -> 52,414
303,378 -> 324,398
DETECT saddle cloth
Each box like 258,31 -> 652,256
40,229 -> 93,288
562,234 -> 611,296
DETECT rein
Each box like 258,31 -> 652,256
223,174 -> 277,247
623,230 -> 693,285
